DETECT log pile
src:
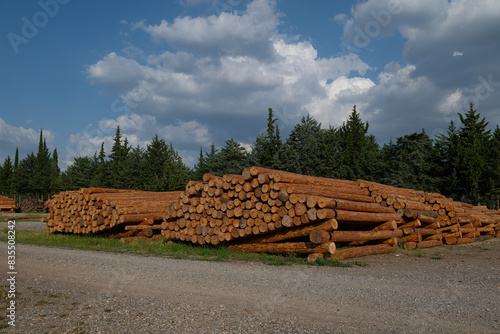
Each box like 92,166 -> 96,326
18,198 -> 47,213
162,167 -> 402,259
357,180 -> 500,248
0,195 -> 16,213
45,188 -> 181,242
44,167 -> 499,260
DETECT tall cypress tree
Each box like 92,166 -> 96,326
50,148 -> 60,194
30,129 -> 51,198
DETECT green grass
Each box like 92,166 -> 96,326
0,228 -> 367,267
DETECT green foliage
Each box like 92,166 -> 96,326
380,130 -> 440,191
92,143 -> 111,188
60,156 -> 98,190
50,148 -> 60,194
30,129 -> 52,197
456,103 -> 492,203
0,156 -> 13,194
252,108 -> 282,167
142,135 -> 190,191
275,114 -> 326,176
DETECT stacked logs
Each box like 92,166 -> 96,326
44,168 -> 499,259
0,195 -> 16,213
19,198 -> 47,213
357,180 -> 500,248
162,167 -> 402,259
45,188 -> 181,242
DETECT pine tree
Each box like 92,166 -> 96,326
276,115 -> 325,176
92,143 -> 111,188
192,148 -> 207,181
381,131 -> 439,191
456,103 -> 491,204
337,105 -> 380,180
109,126 -> 131,188
121,146 -> 144,190
61,156 -> 98,190
253,108 -> 282,167
435,121 -> 460,199
215,138 -> 251,176
204,143 -> 219,175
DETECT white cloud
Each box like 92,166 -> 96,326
139,0 -> 279,60
80,0 -> 500,166
0,118 -> 54,158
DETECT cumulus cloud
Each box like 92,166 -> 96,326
139,0 -> 280,60
337,0 -> 500,140
80,0 -> 500,169
85,0 -> 373,159
0,118 -> 54,159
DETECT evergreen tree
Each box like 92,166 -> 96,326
15,153 -> 36,196
163,143 -> 191,191
276,115 -> 326,176
456,103 -> 491,204
214,138 -> 251,176
50,148 -> 60,194
30,129 -> 51,198
121,146 -> 144,190
0,156 -> 13,195
337,105 -> 380,180
13,148 -> 19,174
61,156 -> 98,190
488,126 -> 500,209
380,131 -> 440,191
204,143 -> 219,175
435,121 -> 460,199
142,134 -> 168,191
108,126 -> 131,188
92,143 -> 111,188
253,108 -> 282,167
192,148 -> 207,181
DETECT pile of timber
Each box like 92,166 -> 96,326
18,198 -> 47,213
162,167 -> 405,260
0,195 -> 16,213
45,188 -> 181,242
358,180 -> 500,248
44,168 -> 499,260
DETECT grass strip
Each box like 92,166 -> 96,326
0,228 -> 367,267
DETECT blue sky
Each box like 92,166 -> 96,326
1,0 -> 499,169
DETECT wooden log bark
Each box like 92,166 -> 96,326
310,229 -> 403,243
228,242 -> 336,254
235,219 -> 338,244
326,244 -> 397,260
316,209 -> 402,223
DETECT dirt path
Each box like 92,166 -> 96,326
0,224 -> 499,333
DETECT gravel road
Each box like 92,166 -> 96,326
1,221 -> 499,333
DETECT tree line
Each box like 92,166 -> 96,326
0,103 -> 499,208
